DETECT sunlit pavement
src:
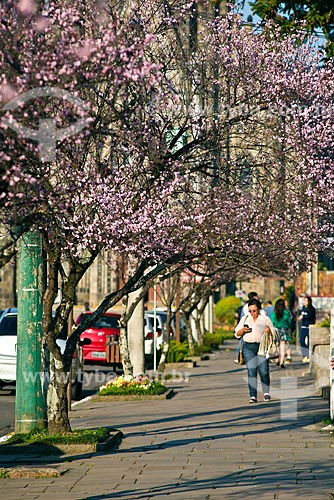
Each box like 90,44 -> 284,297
0,339 -> 333,500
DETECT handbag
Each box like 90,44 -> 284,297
267,344 -> 279,360
238,343 -> 246,365
236,316 -> 249,365
259,330 -> 278,359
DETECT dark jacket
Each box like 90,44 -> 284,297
300,305 -> 316,328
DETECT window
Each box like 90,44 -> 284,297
79,314 -> 120,329
0,315 -> 17,336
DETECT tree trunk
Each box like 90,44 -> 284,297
182,312 -> 195,356
197,292 -> 212,345
118,324 -> 133,376
158,341 -> 169,371
45,349 -> 71,434
194,312 -> 203,346
128,290 -> 145,375
158,306 -> 173,371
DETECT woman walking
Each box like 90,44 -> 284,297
270,298 -> 292,368
234,298 -> 276,404
298,296 -> 316,363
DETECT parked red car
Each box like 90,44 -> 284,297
76,312 -> 121,363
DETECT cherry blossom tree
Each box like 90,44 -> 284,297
248,0 -> 334,57
1,0 -> 334,432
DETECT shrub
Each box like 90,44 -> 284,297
272,296 -> 284,305
290,329 -> 296,344
285,285 -> 296,308
203,332 -> 225,349
213,327 -> 235,338
193,343 -> 212,355
166,340 -> 189,363
214,296 -> 241,327
318,315 -> 330,327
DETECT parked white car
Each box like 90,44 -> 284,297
145,310 -> 187,341
0,308 -> 87,399
0,308 -> 17,386
144,315 -> 163,356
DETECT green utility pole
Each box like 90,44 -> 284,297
330,301 -> 334,425
15,230 -> 46,432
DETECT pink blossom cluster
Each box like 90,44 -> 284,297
0,0 -> 334,280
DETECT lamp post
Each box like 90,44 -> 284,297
15,230 -> 46,432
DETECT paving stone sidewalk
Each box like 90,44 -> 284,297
1,340 -> 334,500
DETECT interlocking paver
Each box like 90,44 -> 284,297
1,339 -> 334,499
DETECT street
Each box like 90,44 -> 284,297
0,388 -> 15,437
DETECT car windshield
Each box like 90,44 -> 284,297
0,315 -> 17,336
0,312 -> 70,340
157,313 -> 167,324
81,315 -> 120,329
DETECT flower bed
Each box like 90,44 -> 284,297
98,375 -> 168,396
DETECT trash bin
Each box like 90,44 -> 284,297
106,334 -> 121,371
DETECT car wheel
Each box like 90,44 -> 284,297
71,376 -> 83,401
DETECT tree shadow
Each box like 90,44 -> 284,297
83,460 -> 333,500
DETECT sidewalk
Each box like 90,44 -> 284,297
1,340 -> 334,500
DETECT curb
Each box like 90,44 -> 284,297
92,388 -> 175,402
165,361 -> 196,368
0,428 -> 123,456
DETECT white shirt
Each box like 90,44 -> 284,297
234,313 -> 275,344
